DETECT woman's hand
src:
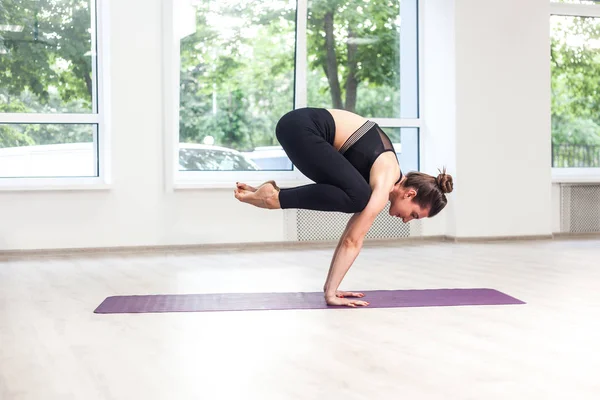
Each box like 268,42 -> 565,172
325,295 -> 369,307
335,290 -> 365,298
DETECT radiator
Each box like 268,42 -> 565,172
560,183 -> 600,234
284,202 -> 422,241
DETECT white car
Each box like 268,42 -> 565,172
178,143 -> 260,171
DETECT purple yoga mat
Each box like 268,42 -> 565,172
94,288 -> 525,314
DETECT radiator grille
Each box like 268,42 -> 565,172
286,203 -> 420,242
561,184 -> 600,233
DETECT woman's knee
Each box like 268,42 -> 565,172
347,185 -> 371,213
275,110 -> 298,143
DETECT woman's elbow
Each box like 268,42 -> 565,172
343,235 -> 363,250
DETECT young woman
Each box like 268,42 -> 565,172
234,107 -> 453,307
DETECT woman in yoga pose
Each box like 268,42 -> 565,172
234,107 -> 453,307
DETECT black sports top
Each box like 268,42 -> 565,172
338,120 -> 403,184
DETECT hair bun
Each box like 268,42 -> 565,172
436,168 -> 453,194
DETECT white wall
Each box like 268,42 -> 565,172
552,183 -> 562,233
455,0 -> 552,237
421,0 -> 553,239
420,0 -> 456,237
0,0 -> 559,251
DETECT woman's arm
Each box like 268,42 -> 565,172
323,188 -> 390,306
323,212 -> 359,292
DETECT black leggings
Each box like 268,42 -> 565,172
276,108 -> 372,213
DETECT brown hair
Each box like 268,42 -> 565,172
403,167 -> 453,217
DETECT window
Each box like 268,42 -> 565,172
305,0 -> 420,173
0,0 -> 105,185
166,0 -> 420,186
551,0 -> 600,177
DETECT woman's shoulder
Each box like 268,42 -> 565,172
369,152 -> 402,191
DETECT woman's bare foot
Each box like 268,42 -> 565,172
234,181 -> 281,209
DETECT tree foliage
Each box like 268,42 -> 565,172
0,0 -> 92,106
178,0 -> 297,151
177,0 -> 405,150
0,0 -> 94,146
307,0 -> 400,112
551,15 -> 600,145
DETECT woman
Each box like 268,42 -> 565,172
234,107 -> 453,307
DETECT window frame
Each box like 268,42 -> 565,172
0,0 -> 111,191
163,0 -> 423,190
550,1 -> 600,182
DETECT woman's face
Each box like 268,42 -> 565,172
389,187 -> 430,223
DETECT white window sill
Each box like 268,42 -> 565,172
552,168 -> 600,184
0,177 -> 111,192
173,169 -> 312,190
174,179 -> 312,190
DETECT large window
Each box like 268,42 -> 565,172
551,0 -> 600,173
167,0 -> 420,185
0,0 -> 104,184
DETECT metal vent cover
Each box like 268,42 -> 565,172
284,203 -> 420,242
560,184 -> 600,233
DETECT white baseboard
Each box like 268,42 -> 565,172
2,233 -> 599,260
442,234 -> 554,243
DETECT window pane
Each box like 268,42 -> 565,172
177,0 -> 295,171
0,0 -> 97,114
551,15 -> 600,168
379,127 -> 419,173
0,124 -> 97,177
306,0 -> 418,118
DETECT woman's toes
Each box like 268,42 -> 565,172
236,182 -> 257,192
234,188 -> 248,201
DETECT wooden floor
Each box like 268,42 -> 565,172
1,238 -> 600,399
